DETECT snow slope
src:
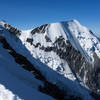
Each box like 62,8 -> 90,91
0,32 -> 55,100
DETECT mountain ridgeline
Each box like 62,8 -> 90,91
0,19 -> 100,100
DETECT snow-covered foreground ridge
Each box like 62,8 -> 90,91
0,19 -> 100,100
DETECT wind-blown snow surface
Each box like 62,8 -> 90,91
0,20 -> 98,100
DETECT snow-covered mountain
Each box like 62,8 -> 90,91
0,19 -> 100,100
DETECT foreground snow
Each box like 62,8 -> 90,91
0,43 -> 55,100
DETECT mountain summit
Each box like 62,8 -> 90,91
0,19 -> 100,100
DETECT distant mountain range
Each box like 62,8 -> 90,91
0,19 -> 100,100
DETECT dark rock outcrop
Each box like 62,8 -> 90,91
31,24 -> 48,35
26,38 -> 33,45
4,23 -> 21,36
45,35 -> 51,42
86,53 -> 100,95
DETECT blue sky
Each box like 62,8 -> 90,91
0,0 -> 100,34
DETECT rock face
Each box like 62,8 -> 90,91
31,24 -> 48,34
87,53 -> 100,94
3,22 -> 21,36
